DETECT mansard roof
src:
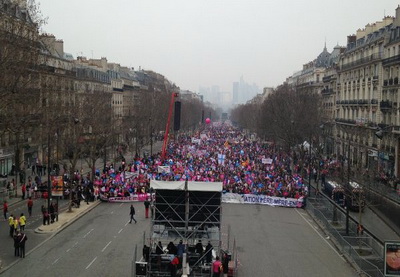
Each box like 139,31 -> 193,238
315,44 -> 331,68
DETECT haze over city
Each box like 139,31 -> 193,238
38,0 -> 400,98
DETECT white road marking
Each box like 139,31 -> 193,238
102,241 -> 112,252
83,228 -> 94,238
67,241 -> 78,252
86,256 -> 97,269
118,228 -> 123,234
119,203 -> 124,207
52,258 -> 60,265
125,221 -> 129,226
295,209 -> 346,261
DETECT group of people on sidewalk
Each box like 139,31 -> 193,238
6,211 -> 28,259
3,196 -> 38,260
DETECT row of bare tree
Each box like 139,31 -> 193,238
0,0 -> 217,183
231,84 -> 323,151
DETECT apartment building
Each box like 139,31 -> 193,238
336,13 -> 397,176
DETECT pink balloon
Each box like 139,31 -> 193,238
205,118 -> 211,124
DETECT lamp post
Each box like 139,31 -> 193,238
47,132 -> 51,215
345,137 -> 350,235
308,137 -> 312,196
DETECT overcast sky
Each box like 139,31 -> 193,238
38,0 -> 400,92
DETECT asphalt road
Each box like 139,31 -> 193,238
222,203 -> 358,277
1,202 -> 358,277
0,197 -> 70,268
1,201 -> 150,277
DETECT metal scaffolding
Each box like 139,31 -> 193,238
135,180 -> 223,277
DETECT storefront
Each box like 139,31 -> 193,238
0,148 -> 14,177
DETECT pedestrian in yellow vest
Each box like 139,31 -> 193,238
19,213 -> 26,231
13,216 -> 19,234
8,214 -> 14,237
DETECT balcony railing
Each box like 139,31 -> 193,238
380,100 -> 393,110
340,53 -> 382,71
335,118 -> 356,125
382,54 -> 400,66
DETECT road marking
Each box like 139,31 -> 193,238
125,221 -> 129,226
102,241 -> 112,252
295,209 -> 346,261
52,258 -> 60,265
119,203 -> 124,207
83,228 -> 94,238
67,241 -> 78,252
118,228 -> 123,234
86,256 -> 97,269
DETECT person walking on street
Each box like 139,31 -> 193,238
212,256 -> 222,277
170,255 -> 179,277
50,202 -> 55,223
3,200 -> 8,220
205,241 -> 213,263
21,183 -> 26,200
42,205 -> 50,225
19,231 -> 27,258
13,216 -> 19,235
144,199 -> 150,218
8,214 -> 14,237
129,204 -> 137,223
13,231 -> 21,257
27,197 -> 33,217
19,213 -> 26,231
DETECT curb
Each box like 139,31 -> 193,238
0,200 -> 102,275
303,208 -> 364,276
34,200 -> 101,234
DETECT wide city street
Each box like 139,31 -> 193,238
1,201 -> 357,277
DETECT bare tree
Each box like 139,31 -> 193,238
258,84 -> 322,151
0,0 -> 47,182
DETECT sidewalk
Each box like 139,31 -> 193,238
35,200 -> 101,234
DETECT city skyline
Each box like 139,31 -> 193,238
37,0 -> 400,92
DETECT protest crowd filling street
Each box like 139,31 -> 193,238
95,122 -> 311,203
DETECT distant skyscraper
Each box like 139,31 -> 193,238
232,82 -> 239,105
232,76 -> 261,104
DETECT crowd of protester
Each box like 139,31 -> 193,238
96,122 -> 308,201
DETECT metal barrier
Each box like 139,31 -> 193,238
307,199 -> 384,277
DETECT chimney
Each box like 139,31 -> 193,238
40,34 -> 57,56
54,39 -> 64,57
394,5 -> 400,27
347,35 -> 356,45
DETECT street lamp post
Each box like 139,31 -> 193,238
47,132 -> 51,215
345,136 -> 351,235
308,137 -> 312,196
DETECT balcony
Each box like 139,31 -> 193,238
335,118 -> 356,125
321,88 -> 334,95
357,99 -> 369,105
340,53 -> 382,71
322,76 -> 332,83
380,100 -> 393,111
382,54 -> 400,67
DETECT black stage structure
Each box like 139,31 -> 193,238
135,180 -> 223,277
